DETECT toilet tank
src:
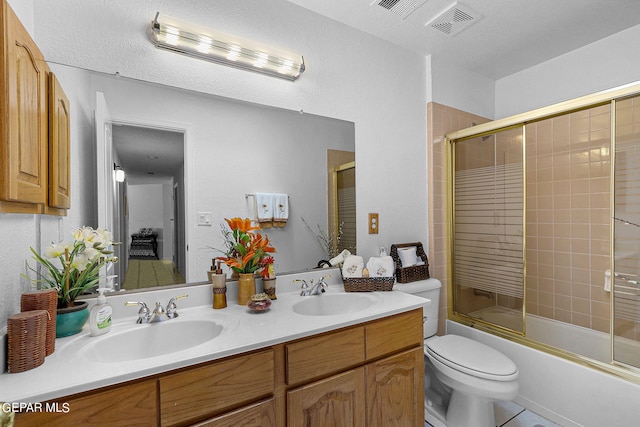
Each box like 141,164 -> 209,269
394,278 -> 441,338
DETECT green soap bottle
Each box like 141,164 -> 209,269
89,288 -> 112,336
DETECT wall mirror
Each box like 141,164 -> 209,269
80,65 -> 356,291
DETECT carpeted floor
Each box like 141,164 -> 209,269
123,259 -> 185,290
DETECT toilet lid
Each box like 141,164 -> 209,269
426,335 -> 518,381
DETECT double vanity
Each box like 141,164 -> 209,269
1,269 -> 427,426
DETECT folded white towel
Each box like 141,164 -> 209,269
273,193 -> 289,227
330,249 -> 352,266
342,255 -> 364,278
255,193 -> 274,228
366,256 -> 395,278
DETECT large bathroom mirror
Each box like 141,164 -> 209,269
79,65 -> 356,291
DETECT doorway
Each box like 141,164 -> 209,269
111,124 -> 186,289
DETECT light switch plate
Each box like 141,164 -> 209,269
368,213 -> 379,234
198,212 -> 212,226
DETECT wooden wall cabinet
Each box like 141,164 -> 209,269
0,0 -> 70,215
15,309 -> 423,427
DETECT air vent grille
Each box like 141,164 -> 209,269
426,2 -> 481,36
372,0 -> 427,19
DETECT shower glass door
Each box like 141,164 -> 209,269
452,126 -> 525,333
613,94 -> 640,368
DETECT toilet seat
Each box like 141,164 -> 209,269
426,335 -> 518,381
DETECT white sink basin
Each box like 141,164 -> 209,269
292,293 -> 376,316
76,319 -> 224,362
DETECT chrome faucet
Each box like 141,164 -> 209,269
125,294 -> 188,323
295,275 -> 330,296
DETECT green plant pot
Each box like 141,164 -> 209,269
56,301 -> 89,338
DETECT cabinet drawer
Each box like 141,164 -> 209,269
14,379 -> 157,426
160,349 -> 274,427
192,398 -> 276,427
286,326 -> 365,385
365,309 -> 423,360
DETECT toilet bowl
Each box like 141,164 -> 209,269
395,279 -> 519,427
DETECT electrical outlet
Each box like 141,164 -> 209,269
198,212 -> 212,226
368,213 -> 379,234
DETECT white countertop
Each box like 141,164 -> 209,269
0,272 -> 428,403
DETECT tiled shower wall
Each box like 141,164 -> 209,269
525,105 -> 611,333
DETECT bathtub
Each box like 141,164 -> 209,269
469,306 -> 640,366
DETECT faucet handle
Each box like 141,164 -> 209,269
125,301 -> 150,324
166,294 -> 188,319
294,279 -> 309,296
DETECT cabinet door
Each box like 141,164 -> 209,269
192,398 -> 276,427
287,367 -> 365,427
365,347 -> 424,427
47,72 -> 71,210
2,3 -> 48,206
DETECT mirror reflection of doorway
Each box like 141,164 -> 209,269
327,149 -> 356,256
334,162 -> 356,254
112,125 -> 186,289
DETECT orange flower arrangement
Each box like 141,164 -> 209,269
216,217 -> 276,275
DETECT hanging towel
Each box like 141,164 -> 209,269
342,255 -> 364,278
273,193 -> 289,228
255,193 -> 274,228
366,256 -> 395,278
604,269 -> 611,292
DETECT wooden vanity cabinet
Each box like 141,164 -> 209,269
15,309 -> 423,427
286,309 -> 424,427
0,0 -> 70,215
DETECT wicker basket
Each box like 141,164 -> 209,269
8,310 -> 48,373
391,242 -> 430,283
342,276 -> 395,292
21,289 -> 57,356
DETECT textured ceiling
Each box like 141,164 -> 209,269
112,125 -> 184,182
286,0 -> 640,79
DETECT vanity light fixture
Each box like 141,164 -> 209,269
148,13 -> 305,81
114,164 -> 126,183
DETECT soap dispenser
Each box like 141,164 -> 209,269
89,288 -> 112,336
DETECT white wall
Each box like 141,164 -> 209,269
496,23 -> 640,118
431,58 -> 496,119
128,184 -> 165,242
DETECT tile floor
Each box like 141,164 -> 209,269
425,400 -> 562,427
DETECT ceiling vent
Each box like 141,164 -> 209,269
371,0 -> 427,19
425,2 -> 481,36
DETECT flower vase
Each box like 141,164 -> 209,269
262,278 -> 277,300
237,273 -> 256,305
56,301 -> 89,337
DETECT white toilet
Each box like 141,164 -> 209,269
396,279 -> 519,427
